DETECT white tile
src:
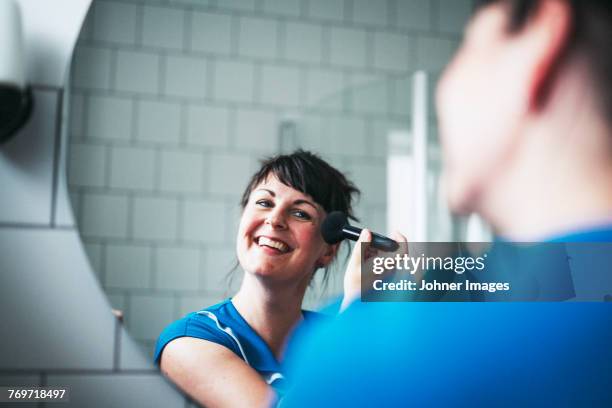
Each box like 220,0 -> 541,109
373,32 -> 413,71
305,69 -> 344,109
119,326 -> 155,370
72,46 -> 112,90
264,0 -> 301,16
84,242 -> 104,279
350,74 -> 389,114
186,105 -> 230,148
391,74 -> 412,116
329,27 -> 367,68
46,374 -> 185,407
353,0 -> 388,26
0,229 -> 115,370
105,244 -> 152,289
128,295 -> 175,341
238,16 -> 278,59
93,1 -> 137,44
369,206 -> 388,234
106,291 -> 126,311
416,36 -> 457,72
170,0 -> 212,4
260,65 -> 301,106
178,293 -> 225,316
182,200 -> 227,243
308,0 -> 344,21
0,375 -> 41,396
115,50 -> 160,94
203,246 -> 241,292
397,0 -> 432,31
191,11 -> 232,55
81,193 -> 129,238
207,153 -> 252,195
78,5 -> 94,41
109,146 -> 156,190
136,340 -> 157,361
347,160 -> 387,205
213,60 -> 255,102
87,95 -> 133,141
142,6 -> 185,49
137,100 -> 181,144
0,90 -> 54,224
156,247 -> 201,290
295,114 -> 327,150
226,202 -> 242,243
159,150 -> 205,193
285,22 -> 323,64
68,143 -> 107,187
54,115 -> 77,227
437,0 -> 472,34
69,92 -> 85,137
328,116 -> 368,156
69,191 -> 81,222
371,117 -> 408,157
133,197 -> 179,241
234,108 -> 277,152
217,0 -> 256,12
165,55 -> 207,98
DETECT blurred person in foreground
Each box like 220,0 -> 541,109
282,0 -> 612,406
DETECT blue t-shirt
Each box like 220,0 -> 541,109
281,227 -> 612,407
154,298 -> 324,394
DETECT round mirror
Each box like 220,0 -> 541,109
67,0 -> 467,360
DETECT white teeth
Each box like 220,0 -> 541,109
258,237 -> 289,253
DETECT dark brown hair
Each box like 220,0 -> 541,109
240,150 -> 360,222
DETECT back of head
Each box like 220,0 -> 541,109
477,0 -> 612,124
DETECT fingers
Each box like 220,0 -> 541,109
390,230 -> 407,243
390,230 -> 409,255
342,229 -> 373,310
353,229 -> 373,258
358,228 -> 372,243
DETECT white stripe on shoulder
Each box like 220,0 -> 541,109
197,310 -> 250,365
265,372 -> 285,385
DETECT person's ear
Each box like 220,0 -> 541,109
316,243 -> 339,269
522,0 -> 572,111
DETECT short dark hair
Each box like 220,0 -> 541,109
476,0 -> 612,123
240,149 -> 360,222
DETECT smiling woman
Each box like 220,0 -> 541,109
154,150 -> 360,407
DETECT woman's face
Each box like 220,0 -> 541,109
236,174 -> 336,284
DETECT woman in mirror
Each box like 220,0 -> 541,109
154,150 -> 402,407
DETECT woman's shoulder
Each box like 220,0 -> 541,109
154,298 -> 238,363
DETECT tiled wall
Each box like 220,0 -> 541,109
67,0 -> 472,357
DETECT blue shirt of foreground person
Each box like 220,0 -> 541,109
282,0 -> 612,406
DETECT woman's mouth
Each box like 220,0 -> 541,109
256,236 -> 292,254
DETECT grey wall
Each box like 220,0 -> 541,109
67,0 -> 472,358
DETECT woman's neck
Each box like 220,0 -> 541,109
231,274 -> 308,360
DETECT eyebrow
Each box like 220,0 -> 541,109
255,188 -> 318,211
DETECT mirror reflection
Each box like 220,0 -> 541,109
67,0 -> 471,361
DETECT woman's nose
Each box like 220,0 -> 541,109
265,210 -> 287,229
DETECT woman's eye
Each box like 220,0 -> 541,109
292,210 -> 312,220
256,199 -> 272,208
